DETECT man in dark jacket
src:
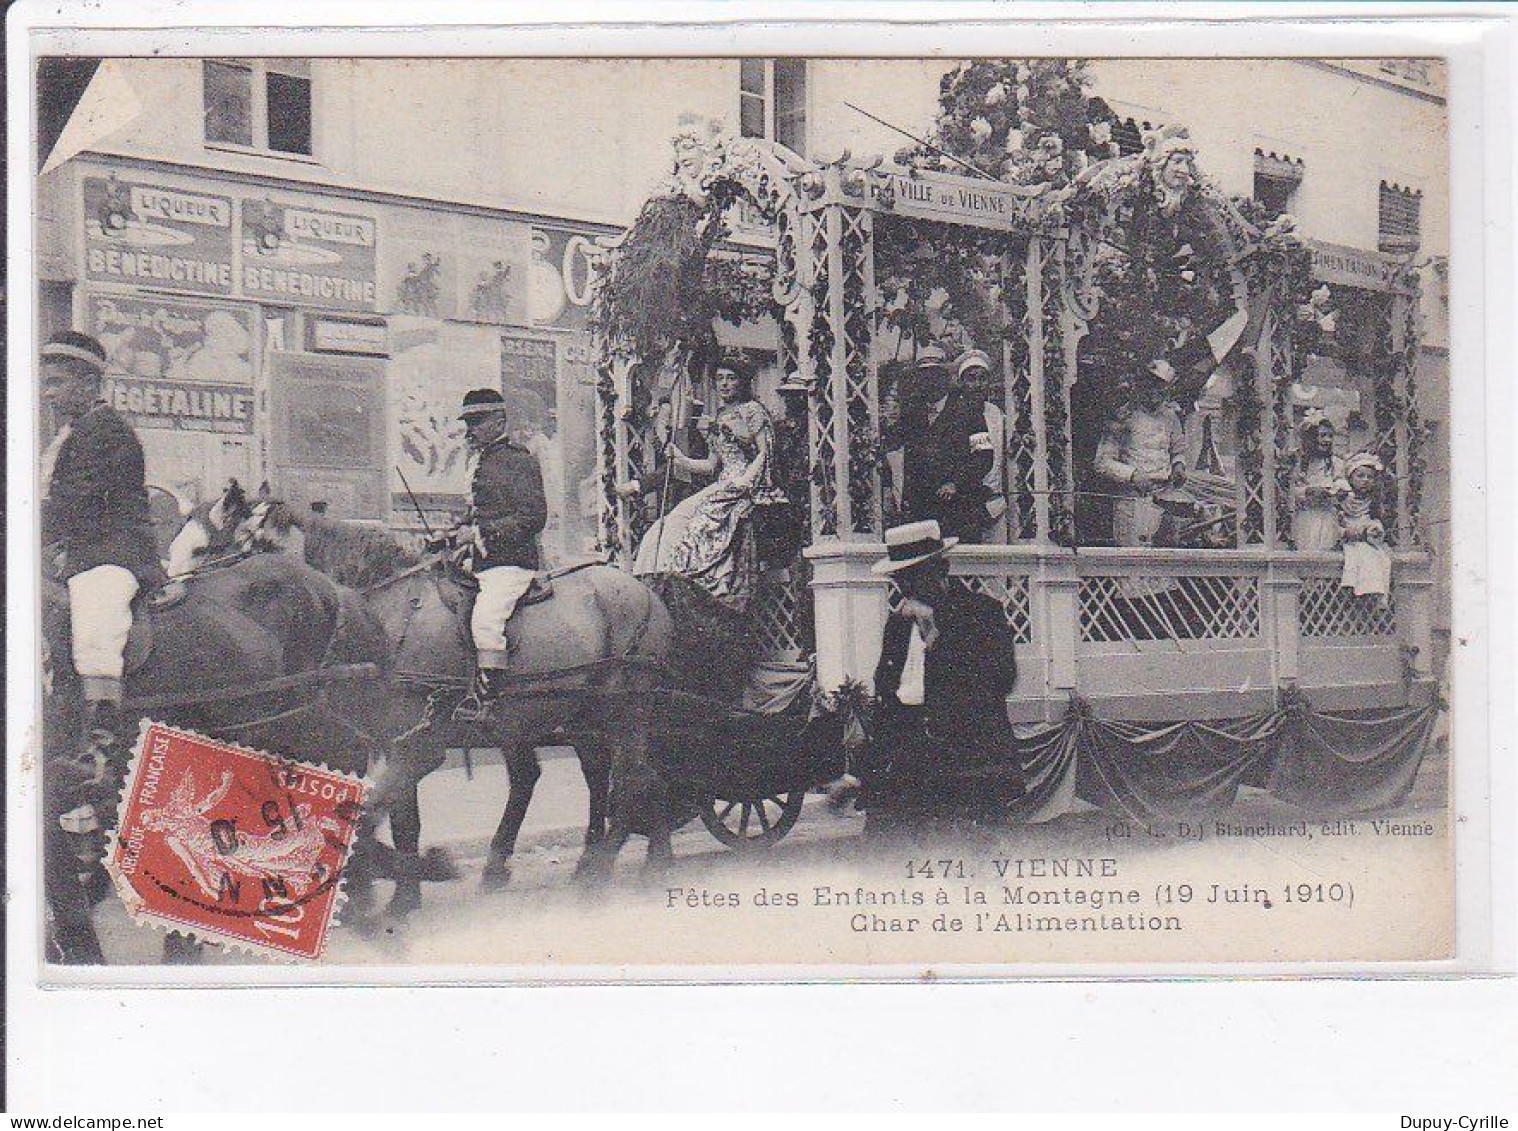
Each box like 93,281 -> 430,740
868,520 -> 1022,825
899,344 -> 995,543
41,331 -> 164,727
457,388 -> 547,691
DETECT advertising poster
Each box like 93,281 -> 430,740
455,214 -> 532,325
85,292 -> 256,435
82,173 -> 236,296
528,224 -> 600,330
85,291 -> 255,384
268,352 -> 388,519
239,195 -> 378,311
388,316 -> 500,518
378,204 -> 461,321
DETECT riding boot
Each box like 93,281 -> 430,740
452,662 -> 511,724
478,666 -> 513,699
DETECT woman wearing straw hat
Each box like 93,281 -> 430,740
866,520 -> 1023,826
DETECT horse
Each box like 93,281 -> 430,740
40,550 -> 396,961
165,478 -> 256,578
244,502 -> 678,913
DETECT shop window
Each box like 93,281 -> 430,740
1378,181 -> 1422,254
1253,149 -> 1303,218
738,58 -> 808,157
203,59 -> 313,158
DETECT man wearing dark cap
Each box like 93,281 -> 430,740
899,343 -> 995,542
40,330 -> 163,740
456,387 -> 547,694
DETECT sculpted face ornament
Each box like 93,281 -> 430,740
670,128 -> 716,202
1146,131 -> 1199,213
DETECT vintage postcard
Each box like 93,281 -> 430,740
12,33 -> 1489,981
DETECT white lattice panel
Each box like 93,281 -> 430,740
954,574 -> 1034,644
886,575 -> 1033,644
1298,577 -> 1397,638
753,572 -> 808,660
1079,574 -> 1261,643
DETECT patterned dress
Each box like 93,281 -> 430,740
668,399 -> 777,611
1291,453 -> 1345,552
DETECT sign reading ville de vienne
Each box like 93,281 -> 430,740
883,169 -> 1037,229
83,175 -> 237,297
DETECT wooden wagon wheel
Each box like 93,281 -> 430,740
700,788 -> 806,850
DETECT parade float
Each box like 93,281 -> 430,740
588,61 -> 1440,823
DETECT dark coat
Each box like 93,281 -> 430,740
469,435 -> 547,570
41,404 -> 163,586
870,582 -> 1022,821
874,583 -> 1018,747
900,391 -> 995,541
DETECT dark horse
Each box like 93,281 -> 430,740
253,507 -> 678,913
41,551 -> 394,962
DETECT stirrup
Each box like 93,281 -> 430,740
149,580 -> 189,610
451,690 -> 495,724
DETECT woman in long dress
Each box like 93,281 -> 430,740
654,360 -> 777,611
1291,411 -> 1346,552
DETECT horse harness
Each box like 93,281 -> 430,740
120,564 -> 382,746
367,556 -> 668,739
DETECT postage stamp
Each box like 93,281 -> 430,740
104,722 -> 367,961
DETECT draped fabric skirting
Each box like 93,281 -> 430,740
869,692 -> 1441,825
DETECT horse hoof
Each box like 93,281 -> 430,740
572,854 -> 611,887
420,846 -> 461,883
480,861 -> 513,892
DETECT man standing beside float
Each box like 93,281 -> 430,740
864,519 -> 1022,827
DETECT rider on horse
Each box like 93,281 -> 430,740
41,331 -> 165,752
453,388 -> 549,697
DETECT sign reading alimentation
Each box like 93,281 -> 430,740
239,197 -> 378,311
83,175 -> 236,296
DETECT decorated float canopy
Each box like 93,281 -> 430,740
589,119 -> 1429,558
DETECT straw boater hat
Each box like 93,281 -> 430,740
458,387 -> 508,420
41,330 -> 107,372
872,519 -> 959,575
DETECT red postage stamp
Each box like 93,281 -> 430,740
105,722 -> 368,961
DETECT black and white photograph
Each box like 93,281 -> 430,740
8,2 -> 1518,1116
17,43 -> 1472,971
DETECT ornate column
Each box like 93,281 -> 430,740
594,355 -> 638,564
805,167 -> 884,541
1370,290 -> 1407,548
1390,270 -> 1425,547
804,205 -> 841,539
1243,295 -> 1286,547
1001,243 -> 1041,541
1029,227 -> 1075,546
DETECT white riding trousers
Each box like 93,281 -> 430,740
471,565 -> 536,666
67,564 -> 139,700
